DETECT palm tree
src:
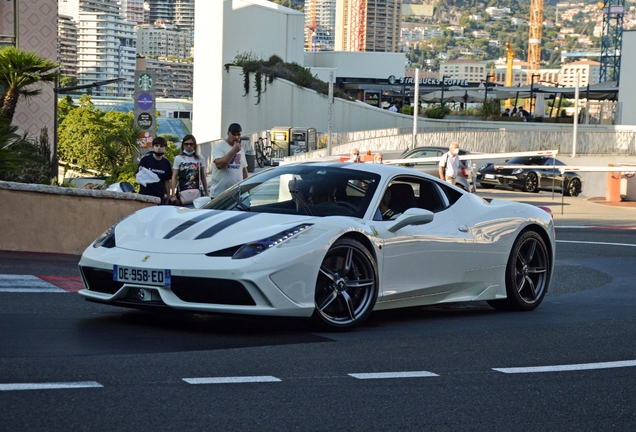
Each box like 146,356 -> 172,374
0,47 -> 58,123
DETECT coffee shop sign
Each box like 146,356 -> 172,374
388,75 -> 468,86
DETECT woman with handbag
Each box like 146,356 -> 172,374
169,134 -> 208,206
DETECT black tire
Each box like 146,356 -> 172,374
256,153 -> 265,168
310,238 -> 378,331
523,172 -> 539,193
488,230 -> 550,311
480,183 -> 496,189
564,177 -> 582,197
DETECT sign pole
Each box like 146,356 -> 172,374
572,71 -> 579,158
412,68 -> 419,150
327,71 -> 333,156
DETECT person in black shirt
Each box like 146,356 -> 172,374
138,137 -> 172,204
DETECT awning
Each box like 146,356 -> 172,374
420,89 -> 496,103
493,81 -> 618,101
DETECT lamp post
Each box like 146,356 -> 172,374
52,77 -> 126,183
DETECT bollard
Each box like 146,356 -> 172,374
606,164 -> 621,202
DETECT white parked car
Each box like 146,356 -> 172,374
79,162 -> 555,331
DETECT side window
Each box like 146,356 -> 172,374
436,180 -> 463,206
383,176 -> 450,215
407,150 -> 440,166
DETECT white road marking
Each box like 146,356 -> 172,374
183,376 -> 282,384
349,371 -> 439,379
493,360 -> 636,374
0,381 -> 103,391
0,275 -> 66,293
556,240 -> 636,247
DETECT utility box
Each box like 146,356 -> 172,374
270,127 -> 317,165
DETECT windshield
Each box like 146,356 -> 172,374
203,165 -> 381,218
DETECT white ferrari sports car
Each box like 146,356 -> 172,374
79,162 -> 555,331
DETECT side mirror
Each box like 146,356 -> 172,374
193,196 -> 212,209
387,208 -> 434,233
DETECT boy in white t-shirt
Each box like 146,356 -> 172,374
209,123 -> 249,198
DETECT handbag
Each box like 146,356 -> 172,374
179,188 -> 201,205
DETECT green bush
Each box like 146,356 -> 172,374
104,163 -> 140,192
425,106 -> 451,119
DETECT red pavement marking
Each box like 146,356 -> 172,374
37,276 -> 84,293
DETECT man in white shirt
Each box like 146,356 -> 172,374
209,123 -> 249,198
388,102 -> 398,113
438,142 -> 460,186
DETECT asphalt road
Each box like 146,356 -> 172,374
1,226 -> 636,430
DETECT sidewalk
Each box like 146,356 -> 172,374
476,189 -> 636,227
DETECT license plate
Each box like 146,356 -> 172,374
113,265 -> 171,286
485,174 -> 495,179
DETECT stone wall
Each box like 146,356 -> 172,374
0,182 -> 158,255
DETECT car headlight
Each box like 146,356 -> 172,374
93,225 -> 116,248
232,224 -> 313,259
512,168 -> 523,175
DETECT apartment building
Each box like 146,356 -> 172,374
559,60 -> 600,86
58,15 -> 79,79
335,0 -> 402,52
120,0 -> 145,24
305,0 -> 337,51
77,0 -> 136,97
137,24 -> 193,59
440,59 -> 487,83
145,59 -> 193,99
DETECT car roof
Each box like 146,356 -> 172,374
281,160 -> 435,178
405,146 -> 470,155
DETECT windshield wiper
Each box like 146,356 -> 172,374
231,185 -> 251,211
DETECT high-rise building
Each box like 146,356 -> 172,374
146,0 -> 194,29
335,0 -> 402,52
304,0 -> 336,51
119,0 -> 145,24
71,0 -> 137,96
145,58 -> 193,99
137,24 -> 193,59
58,15 -> 79,79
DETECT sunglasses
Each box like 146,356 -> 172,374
183,142 -> 195,146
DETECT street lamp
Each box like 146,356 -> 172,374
52,77 -> 126,183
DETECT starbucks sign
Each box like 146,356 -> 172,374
137,73 -> 153,91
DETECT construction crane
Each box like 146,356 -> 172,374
349,0 -> 367,51
306,0 -> 317,51
527,0 -> 544,84
598,0 -> 625,83
505,42 -> 515,108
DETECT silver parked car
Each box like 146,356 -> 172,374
398,146 -> 475,192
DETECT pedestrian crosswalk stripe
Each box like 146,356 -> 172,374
0,275 -> 66,293
183,376 -> 282,384
0,381 -> 103,391
349,371 -> 439,379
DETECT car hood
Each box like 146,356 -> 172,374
111,206 -> 339,254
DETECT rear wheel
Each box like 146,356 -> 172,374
310,238 -> 378,331
564,177 -> 582,197
488,230 -> 550,311
523,172 -> 539,193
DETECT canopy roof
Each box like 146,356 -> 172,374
493,81 -> 618,101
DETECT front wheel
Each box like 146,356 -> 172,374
488,230 -> 550,311
311,238 -> 378,331
523,172 -> 539,193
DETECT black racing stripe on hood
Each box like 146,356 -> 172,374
164,210 -> 221,239
195,213 -> 258,240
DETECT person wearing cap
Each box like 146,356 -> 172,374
138,136 -> 172,204
209,123 -> 249,198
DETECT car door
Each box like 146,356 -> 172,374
371,175 -> 475,306
404,149 -> 443,177
539,158 -> 565,190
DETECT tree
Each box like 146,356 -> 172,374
0,47 -> 58,123
58,95 -> 142,174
